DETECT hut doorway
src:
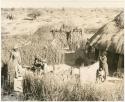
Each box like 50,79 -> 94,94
117,54 -> 124,73
107,52 -> 122,75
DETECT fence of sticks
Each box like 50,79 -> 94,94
19,24 -> 85,66
1,24 -> 86,92
50,24 -> 84,51
2,24 -> 85,69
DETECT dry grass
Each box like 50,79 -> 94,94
22,70 -> 124,101
1,8 -> 124,101
1,23 -> 87,66
89,11 -> 124,54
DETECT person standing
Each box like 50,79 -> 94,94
99,51 -> 109,80
8,45 -> 23,90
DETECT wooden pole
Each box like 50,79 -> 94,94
8,74 -> 11,94
79,67 -> 81,86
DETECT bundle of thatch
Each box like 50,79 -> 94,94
68,31 -> 84,51
50,23 -> 83,50
46,38 -> 65,64
33,25 -> 53,42
89,11 -> 124,54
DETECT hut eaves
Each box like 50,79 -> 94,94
89,11 -> 124,54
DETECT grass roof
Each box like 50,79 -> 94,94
89,11 -> 124,54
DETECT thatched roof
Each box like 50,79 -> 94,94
89,11 -> 124,54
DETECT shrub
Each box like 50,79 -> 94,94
27,10 -> 41,20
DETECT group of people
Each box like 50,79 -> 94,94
85,39 -> 109,83
31,56 -> 47,74
96,51 -> 109,83
6,43 -> 108,91
7,45 -> 47,91
7,45 -> 23,91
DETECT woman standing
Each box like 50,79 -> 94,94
8,45 -> 22,90
99,51 -> 109,80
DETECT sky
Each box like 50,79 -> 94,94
1,0 -> 124,8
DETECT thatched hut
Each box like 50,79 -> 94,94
89,11 -> 124,75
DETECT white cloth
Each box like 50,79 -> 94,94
98,70 -> 105,77
15,64 -> 23,78
10,50 -> 23,78
14,77 -> 23,92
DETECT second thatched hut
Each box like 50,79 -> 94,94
89,11 -> 124,75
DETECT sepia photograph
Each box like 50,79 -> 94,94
1,0 -> 124,101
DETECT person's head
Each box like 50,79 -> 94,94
102,51 -> 107,56
99,67 -> 103,71
35,55 -> 40,59
13,45 -> 19,51
34,57 -> 38,61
